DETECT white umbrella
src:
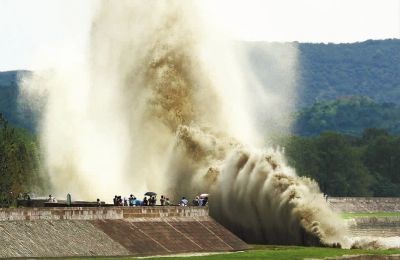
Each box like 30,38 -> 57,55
199,193 -> 209,198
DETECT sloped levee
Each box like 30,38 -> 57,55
0,207 -> 249,258
0,220 -> 130,258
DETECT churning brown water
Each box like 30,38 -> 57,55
20,1 -> 390,248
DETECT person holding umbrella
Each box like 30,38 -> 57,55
144,192 -> 157,206
199,193 -> 209,206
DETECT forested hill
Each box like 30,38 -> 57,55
294,96 -> 400,136
247,39 -> 400,107
0,70 -> 35,131
297,39 -> 400,107
1,40 -> 400,198
1,39 -> 399,133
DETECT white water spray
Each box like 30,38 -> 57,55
21,1 -> 349,246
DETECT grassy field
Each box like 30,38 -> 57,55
341,212 -> 400,219
72,246 -> 400,260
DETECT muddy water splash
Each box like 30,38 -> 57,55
166,125 -> 347,246
21,1 -> 348,246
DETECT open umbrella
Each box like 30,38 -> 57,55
199,193 -> 209,198
144,191 -> 157,196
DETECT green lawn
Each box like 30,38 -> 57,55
71,246 -> 400,260
341,212 -> 400,219
147,246 -> 400,260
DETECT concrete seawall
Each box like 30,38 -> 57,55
329,197 -> 400,238
0,207 -> 249,258
346,217 -> 400,237
0,206 -> 208,221
329,197 -> 400,213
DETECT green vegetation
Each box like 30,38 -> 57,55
0,113 -> 46,207
71,246 -> 400,259
248,39 -> 400,108
0,70 -> 36,132
284,129 -> 400,197
294,96 -> 400,136
161,246 -> 400,260
341,212 -> 400,219
2,40 -> 400,134
298,39 -> 400,107
1,40 -> 400,200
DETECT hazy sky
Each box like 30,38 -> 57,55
0,0 -> 399,71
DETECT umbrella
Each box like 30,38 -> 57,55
144,191 -> 157,196
199,193 -> 209,198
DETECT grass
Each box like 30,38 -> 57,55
70,246 -> 400,260
68,212 -> 400,259
341,212 -> 400,219
147,246 -> 400,260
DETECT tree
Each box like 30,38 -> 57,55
363,135 -> 400,195
0,113 -> 46,206
285,131 -> 374,196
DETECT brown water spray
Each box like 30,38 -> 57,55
21,1 -> 349,246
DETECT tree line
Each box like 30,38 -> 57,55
294,96 -> 400,136
284,128 -> 400,197
1,111 -> 399,202
298,39 -> 400,107
0,113 -> 46,206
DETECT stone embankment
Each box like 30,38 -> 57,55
329,197 -> 400,213
329,197 -> 400,238
347,217 -> 400,237
0,207 -> 249,258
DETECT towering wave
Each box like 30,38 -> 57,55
21,1 -> 348,246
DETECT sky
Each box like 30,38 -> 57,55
0,0 -> 399,71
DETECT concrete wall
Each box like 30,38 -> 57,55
0,207 -> 248,258
329,197 -> 400,238
0,206 -> 208,221
346,217 -> 400,237
329,197 -> 400,213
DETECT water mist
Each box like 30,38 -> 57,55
21,0 -> 349,246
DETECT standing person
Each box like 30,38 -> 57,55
149,196 -> 155,206
202,196 -> 208,206
134,197 -> 141,206
160,195 -> 165,206
129,194 -> 134,206
165,197 -> 171,206
180,197 -> 188,206
143,197 -> 148,206
192,196 -> 200,206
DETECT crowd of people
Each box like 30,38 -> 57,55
41,193 -> 209,207
191,196 -> 208,206
111,194 -> 209,207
